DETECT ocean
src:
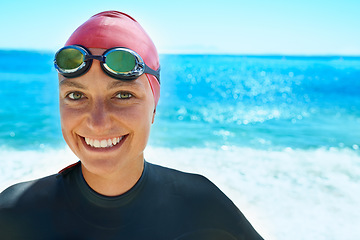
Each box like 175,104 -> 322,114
0,50 -> 359,239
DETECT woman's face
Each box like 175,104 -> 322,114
59,48 -> 155,176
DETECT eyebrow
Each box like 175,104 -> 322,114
106,80 -> 143,90
59,80 -> 87,89
59,78 -> 144,91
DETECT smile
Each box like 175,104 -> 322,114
84,136 -> 123,148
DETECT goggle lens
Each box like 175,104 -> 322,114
105,50 -> 136,73
56,48 -> 84,71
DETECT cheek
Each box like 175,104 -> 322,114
60,104 -> 72,127
59,107 -> 74,143
59,103 -> 82,136
59,103 -> 69,129
116,101 -> 154,140
59,110 -> 73,151
118,105 -> 153,128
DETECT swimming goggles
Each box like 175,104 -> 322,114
54,45 -> 160,82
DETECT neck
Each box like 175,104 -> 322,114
81,159 -> 144,196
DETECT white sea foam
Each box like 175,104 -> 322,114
0,148 -> 77,191
0,146 -> 359,240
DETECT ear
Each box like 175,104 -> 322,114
151,109 -> 156,124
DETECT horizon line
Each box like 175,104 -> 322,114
0,47 -> 360,58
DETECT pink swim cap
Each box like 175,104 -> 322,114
65,11 -> 160,106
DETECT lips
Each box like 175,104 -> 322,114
84,136 -> 123,148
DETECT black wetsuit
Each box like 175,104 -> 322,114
0,161 -> 263,240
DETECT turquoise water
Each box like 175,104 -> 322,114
0,51 -> 359,151
1,50 -> 360,240
0,50 -> 60,149
154,55 -> 360,150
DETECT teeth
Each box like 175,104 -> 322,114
84,136 -> 123,148
94,140 -> 100,148
100,140 -> 107,148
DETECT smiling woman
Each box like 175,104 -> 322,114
0,10 -> 263,240
59,63 -> 155,195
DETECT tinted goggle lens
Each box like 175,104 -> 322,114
56,48 -> 85,71
105,50 -> 136,73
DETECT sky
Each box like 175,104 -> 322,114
0,0 -> 359,55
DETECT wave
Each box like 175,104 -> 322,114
0,146 -> 359,239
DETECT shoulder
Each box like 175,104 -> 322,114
147,162 -> 219,191
0,174 -> 63,238
146,163 -> 264,239
0,174 -> 60,209
146,162 -> 235,207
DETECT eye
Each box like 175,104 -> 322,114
116,92 -> 132,99
67,92 -> 84,100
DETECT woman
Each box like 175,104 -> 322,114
0,11 -> 263,240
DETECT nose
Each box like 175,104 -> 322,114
86,98 -> 113,133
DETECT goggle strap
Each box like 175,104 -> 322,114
144,65 -> 161,83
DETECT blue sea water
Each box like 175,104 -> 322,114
0,50 -> 360,240
154,54 -> 360,150
0,51 -> 359,150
